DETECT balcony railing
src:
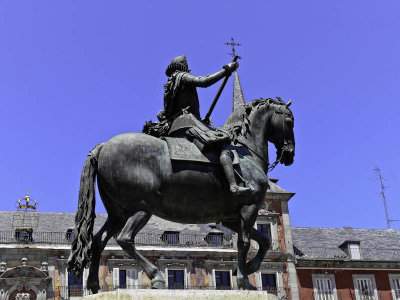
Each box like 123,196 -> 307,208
56,285 -> 289,299
313,290 -> 396,300
296,246 -> 400,261
0,231 -> 234,248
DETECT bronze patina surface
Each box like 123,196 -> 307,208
68,56 -> 295,293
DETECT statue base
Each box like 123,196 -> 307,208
83,289 -> 276,300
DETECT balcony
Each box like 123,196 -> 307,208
313,290 -> 396,300
56,285 -> 289,299
0,231 -> 234,248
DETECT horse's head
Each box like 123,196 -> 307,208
224,98 -> 295,169
269,100 -> 295,166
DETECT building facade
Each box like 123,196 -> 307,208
292,227 -> 400,299
0,181 -> 297,300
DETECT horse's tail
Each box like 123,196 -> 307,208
67,142 -> 104,278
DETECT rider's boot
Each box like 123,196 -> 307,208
220,150 -> 252,196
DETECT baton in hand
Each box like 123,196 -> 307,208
203,56 -> 239,124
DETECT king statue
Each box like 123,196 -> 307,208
145,55 -> 252,196
68,48 -> 295,292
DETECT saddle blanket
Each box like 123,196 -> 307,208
163,137 -> 239,164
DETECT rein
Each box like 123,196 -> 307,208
237,141 -> 268,166
236,140 -> 282,173
268,151 -> 283,172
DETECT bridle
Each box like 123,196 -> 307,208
267,104 -> 293,172
235,102 -> 293,173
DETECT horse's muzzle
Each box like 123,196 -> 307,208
279,143 -> 295,166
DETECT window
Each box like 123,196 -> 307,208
255,221 -> 278,250
161,231 -> 179,245
15,229 -> 33,243
215,271 -> 230,290
112,268 -> 140,290
353,275 -> 377,300
205,233 -> 223,246
168,270 -> 184,289
66,229 -> 75,242
349,243 -> 361,259
257,223 -> 271,241
261,273 -> 277,294
119,270 -> 127,288
68,271 -> 83,297
312,274 -> 337,300
389,274 -> 400,300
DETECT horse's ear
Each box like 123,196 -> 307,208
286,99 -> 292,108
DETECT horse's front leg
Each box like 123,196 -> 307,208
236,203 -> 258,290
245,228 -> 270,275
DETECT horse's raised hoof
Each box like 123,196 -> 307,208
151,279 -> 165,289
237,278 -> 257,290
151,272 -> 165,289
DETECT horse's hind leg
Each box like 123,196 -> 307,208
115,211 -> 165,289
223,204 -> 258,290
87,216 -> 125,293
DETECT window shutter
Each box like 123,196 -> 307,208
63,268 -> 69,299
391,277 -> 400,298
127,269 -> 138,288
83,268 -> 89,295
314,278 -> 334,300
113,267 -> 119,289
356,278 -> 373,297
349,244 -> 361,259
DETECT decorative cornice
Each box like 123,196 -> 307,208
296,259 -> 400,270
204,260 -> 236,273
157,258 -> 192,270
258,261 -> 286,273
108,258 -> 140,269
257,209 -> 280,219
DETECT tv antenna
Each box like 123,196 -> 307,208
373,167 -> 399,229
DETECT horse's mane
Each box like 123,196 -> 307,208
224,97 -> 284,139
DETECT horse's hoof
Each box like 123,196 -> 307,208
246,282 -> 257,290
237,278 -> 257,290
151,280 -> 165,289
88,282 -> 100,294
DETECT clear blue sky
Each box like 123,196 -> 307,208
1,1 -> 399,230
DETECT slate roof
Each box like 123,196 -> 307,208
0,211 -> 222,236
292,227 -> 400,261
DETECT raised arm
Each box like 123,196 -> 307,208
182,62 -> 238,88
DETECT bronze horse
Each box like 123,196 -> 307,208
67,98 -> 295,293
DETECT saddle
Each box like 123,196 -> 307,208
163,137 -> 240,165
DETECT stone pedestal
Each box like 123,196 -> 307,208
83,289 -> 277,300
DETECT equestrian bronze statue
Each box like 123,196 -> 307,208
68,55 -> 295,293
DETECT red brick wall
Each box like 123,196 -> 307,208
297,268 -> 400,300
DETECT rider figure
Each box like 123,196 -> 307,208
158,55 -> 251,196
